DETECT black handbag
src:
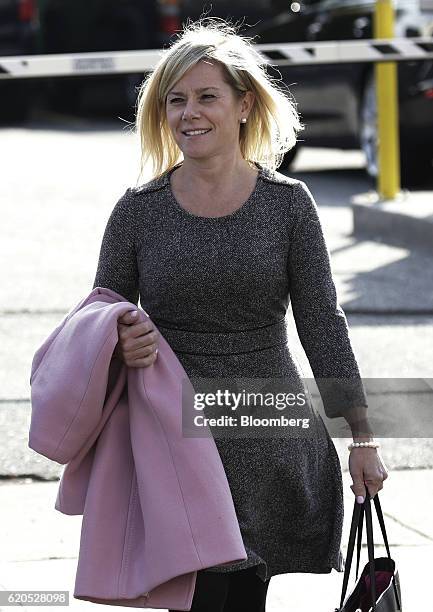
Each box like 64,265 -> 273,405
335,491 -> 402,612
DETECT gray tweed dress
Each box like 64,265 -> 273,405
92,161 -> 368,583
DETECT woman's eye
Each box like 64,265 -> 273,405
168,94 -> 215,105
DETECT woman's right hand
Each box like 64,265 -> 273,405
115,310 -> 159,368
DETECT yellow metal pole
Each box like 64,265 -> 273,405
374,0 -> 401,199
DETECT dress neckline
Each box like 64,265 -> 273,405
165,161 -> 264,221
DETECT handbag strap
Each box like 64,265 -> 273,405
339,491 -> 401,611
364,493 -> 377,611
373,494 -> 392,560
339,498 -> 363,608
355,503 -> 364,580
373,495 -> 402,609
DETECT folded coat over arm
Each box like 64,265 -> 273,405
28,286 -> 247,610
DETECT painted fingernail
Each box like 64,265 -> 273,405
356,496 -> 365,504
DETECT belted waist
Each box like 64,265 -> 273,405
155,318 -> 288,356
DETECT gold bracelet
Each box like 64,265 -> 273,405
348,441 -> 380,451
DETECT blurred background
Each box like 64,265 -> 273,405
2,0 -> 433,183
1,1 -> 433,610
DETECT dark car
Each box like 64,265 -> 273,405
0,0 -> 40,122
246,0 -> 433,184
37,0 -> 163,115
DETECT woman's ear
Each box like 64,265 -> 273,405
241,90 -> 255,119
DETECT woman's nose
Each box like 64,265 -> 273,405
182,100 -> 201,121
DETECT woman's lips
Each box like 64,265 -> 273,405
182,129 -> 212,138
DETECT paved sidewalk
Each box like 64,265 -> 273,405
352,189 -> 433,255
1,469 -> 432,611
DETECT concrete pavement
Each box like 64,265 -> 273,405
1,470 -> 432,610
353,189 -> 433,256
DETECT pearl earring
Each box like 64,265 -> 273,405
240,117 -> 247,124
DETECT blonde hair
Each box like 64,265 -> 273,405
134,18 -> 303,184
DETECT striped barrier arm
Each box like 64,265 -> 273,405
0,37 -> 433,79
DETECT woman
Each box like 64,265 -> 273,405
92,18 -> 388,612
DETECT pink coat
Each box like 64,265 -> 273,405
28,287 -> 247,610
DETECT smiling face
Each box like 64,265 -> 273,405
165,59 -> 254,164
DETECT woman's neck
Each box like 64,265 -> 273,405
175,157 -> 257,193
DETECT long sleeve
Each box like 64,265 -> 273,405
287,181 -> 368,419
92,189 -> 139,306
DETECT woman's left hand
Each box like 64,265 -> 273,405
349,446 -> 389,503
